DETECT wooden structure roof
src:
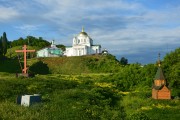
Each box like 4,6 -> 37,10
154,67 -> 165,80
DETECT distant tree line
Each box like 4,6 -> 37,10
0,32 -> 8,59
10,36 -> 51,48
9,36 -> 66,51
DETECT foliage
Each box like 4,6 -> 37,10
29,61 -> 50,74
129,112 -> 151,120
119,57 -> 128,65
6,46 -> 38,59
2,32 -> 8,56
0,59 -> 21,73
109,65 -> 152,91
1,47 -> 179,92
162,48 -> 180,97
0,32 -> 8,59
10,36 -> 50,48
56,44 -> 66,51
0,36 -> 2,58
85,54 -> 120,73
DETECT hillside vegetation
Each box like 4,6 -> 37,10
31,54 -> 120,74
6,46 -> 39,59
0,73 -> 179,120
0,48 -> 179,120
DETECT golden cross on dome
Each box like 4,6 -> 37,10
82,26 -> 84,32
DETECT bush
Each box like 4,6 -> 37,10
29,61 -> 49,74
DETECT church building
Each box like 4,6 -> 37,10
64,27 -> 101,56
152,54 -> 171,99
36,40 -> 63,57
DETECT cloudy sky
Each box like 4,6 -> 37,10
0,0 -> 180,64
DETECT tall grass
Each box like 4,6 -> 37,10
0,73 -> 125,120
0,73 -> 179,120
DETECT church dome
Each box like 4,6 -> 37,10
79,31 -> 88,36
79,27 -> 88,36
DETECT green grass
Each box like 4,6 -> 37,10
0,73 -> 125,120
122,91 -> 180,120
0,73 -> 179,120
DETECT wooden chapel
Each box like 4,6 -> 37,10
152,54 -> 171,99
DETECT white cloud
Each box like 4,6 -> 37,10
14,24 -> 40,35
0,6 -> 20,22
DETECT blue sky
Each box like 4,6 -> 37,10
0,0 -> 180,64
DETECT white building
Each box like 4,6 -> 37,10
64,27 -> 101,56
36,40 -> 63,57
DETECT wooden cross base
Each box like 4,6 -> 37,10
16,73 -> 35,78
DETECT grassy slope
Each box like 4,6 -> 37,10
40,56 -> 91,74
1,54 -> 119,74
30,54 -> 120,74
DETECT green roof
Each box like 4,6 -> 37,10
154,67 -> 165,80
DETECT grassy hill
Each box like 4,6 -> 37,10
33,54 -> 120,74
0,54 -> 120,74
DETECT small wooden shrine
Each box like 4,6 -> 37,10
15,45 -> 35,77
152,54 -> 171,99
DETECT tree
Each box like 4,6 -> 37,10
11,36 -> 50,48
162,48 -> 180,97
119,57 -> 128,65
56,44 -> 66,51
0,36 -> 3,58
2,32 -> 8,56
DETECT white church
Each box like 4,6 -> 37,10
64,27 -> 101,56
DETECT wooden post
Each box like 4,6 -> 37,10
15,45 -> 35,74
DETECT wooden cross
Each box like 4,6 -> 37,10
15,45 -> 35,74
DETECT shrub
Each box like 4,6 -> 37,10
29,61 -> 49,74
